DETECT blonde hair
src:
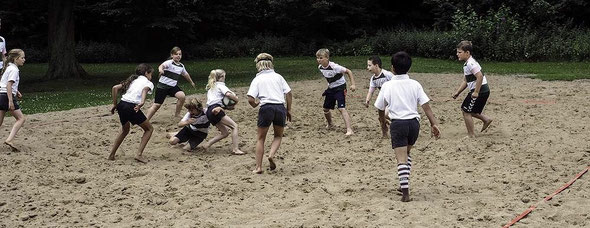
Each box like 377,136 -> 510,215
1,49 -> 24,75
457,40 -> 473,53
184,98 -> 204,111
169,46 -> 181,59
206,69 -> 226,90
316,48 -> 330,58
254,53 -> 274,72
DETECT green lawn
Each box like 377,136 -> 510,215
16,56 -> 590,114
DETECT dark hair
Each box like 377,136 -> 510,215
368,55 -> 382,68
457,40 -> 473,53
120,63 -> 153,93
391,51 -> 412,75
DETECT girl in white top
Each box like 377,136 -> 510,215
146,46 -> 196,120
0,49 -> 25,151
201,69 -> 245,155
109,63 -> 155,163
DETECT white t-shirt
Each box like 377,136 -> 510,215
374,74 -> 430,120
464,56 -> 487,91
158,59 -> 188,88
0,36 -> 5,69
247,69 -> 291,105
318,62 -> 347,89
206,82 -> 231,106
182,109 -> 209,133
0,63 -> 19,94
121,76 -> 154,104
369,69 -> 394,89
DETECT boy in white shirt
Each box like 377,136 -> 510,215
374,51 -> 440,202
364,55 -> 393,138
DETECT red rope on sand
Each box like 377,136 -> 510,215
502,166 -> 589,228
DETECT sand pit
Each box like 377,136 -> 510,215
1,72 -> 589,227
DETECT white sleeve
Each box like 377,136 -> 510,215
162,60 -> 172,68
181,112 -> 191,122
416,83 -> 430,106
469,62 -> 482,75
369,77 -> 376,88
145,81 -> 154,94
218,84 -> 231,95
332,63 -> 347,74
6,69 -> 18,82
281,76 -> 291,94
374,88 -> 387,111
247,78 -> 259,98
182,66 -> 188,75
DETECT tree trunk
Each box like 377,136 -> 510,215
45,0 -> 87,79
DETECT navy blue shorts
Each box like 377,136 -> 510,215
257,104 -> 287,128
461,91 -> 490,114
206,104 -> 226,125
116,101 -> 147,125
154,85 -> 182,104
174,126 -> 208,149
0,93 -> 20,111
323,88 -> 346,109
390,118 -> 420,148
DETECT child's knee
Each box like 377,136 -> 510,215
323,109 -> 331,114
169,137 -> 178,145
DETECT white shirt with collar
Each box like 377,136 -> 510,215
121,75 -> 154,104
0,63 -> 19,94
374,74 -> 430,120
247,69 -> 291,105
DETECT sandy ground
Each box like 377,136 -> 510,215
1,71 -> 589,227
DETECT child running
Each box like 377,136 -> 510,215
201,69 -> 245,155
316,48 -> 356,135
247,53 -> 292,174
146,46 -> 196,120
168,98 -> 222,152
374,51 -> 440,202
109,63 -> 155,163
364,55 -> 393,138
0,49 -> 26,151
452,41 -> 493,138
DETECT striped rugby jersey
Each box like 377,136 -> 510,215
369,69 -> 394,89
318,61 -> 347,89
157,59 -> 188,89
464,57 -> 489,93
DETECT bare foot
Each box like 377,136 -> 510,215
198,144 -> 209,152
268,157 -> 276,171
182,144 -> 191,150
232,149 -> 246,155
325,124 -> 334,129
134,155 -> 148,163
166,132 -> 177,139
108,153 -> 116,161
345,130 -> 354,136
481,119 -> 493,132
4,141 -> 19,152
252,169 -> 263,174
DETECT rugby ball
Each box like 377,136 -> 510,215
222,92 -> 237,108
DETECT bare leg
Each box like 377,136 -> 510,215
219,116 -> 245,155
472,113 -> 493,132
146,103 -> 161,121
202,123 -> 230,151
378,110 -> 389,138
0,110 -> 6,127
462,111 -> 476,138
5,109 -> 25,145
254,126 -> 270,174
338,108 -> 354,135
169,137 -> 180,145
324,108 -> 333,129
268,125 -> 284,170
174,91 -> 186,117
109,123 -> 130,160
134,120 -> 153,163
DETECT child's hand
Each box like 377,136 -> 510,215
363,100 -> 369,108
350,84 -> 356,92
212,106 -> 223,114
188,117 -> 197,124
16,91 -> 22,99
134,103 -> 143,112
471,92 -> 479,98
110,105 -> 117,114
287,110 -> 292,122
452,93 -> 459,99
431,125 -> 441,139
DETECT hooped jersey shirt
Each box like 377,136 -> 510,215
369,69 -> 394,89
157,59 -> 188,89
464,57 -> 489,93
182,109 -> 210,133
318,62 -> 347,89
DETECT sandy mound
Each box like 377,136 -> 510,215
1,72 -> 589,227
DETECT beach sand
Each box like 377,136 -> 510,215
1,72 -> 589,227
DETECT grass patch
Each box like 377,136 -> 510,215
16,56 -> 590,114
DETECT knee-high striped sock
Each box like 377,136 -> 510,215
397,163 -> 410,189
407,155 -> 412,174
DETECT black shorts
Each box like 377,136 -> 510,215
0,93 -> 20,111
174,126 -> 208,149
154,85 -> 182,104
461,91 -> 490,114
257,103 -> 287,128
116,101 -> 147,125
206,104 -> 226,125
390,118 -> 420,148
323,88 -> 347,109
